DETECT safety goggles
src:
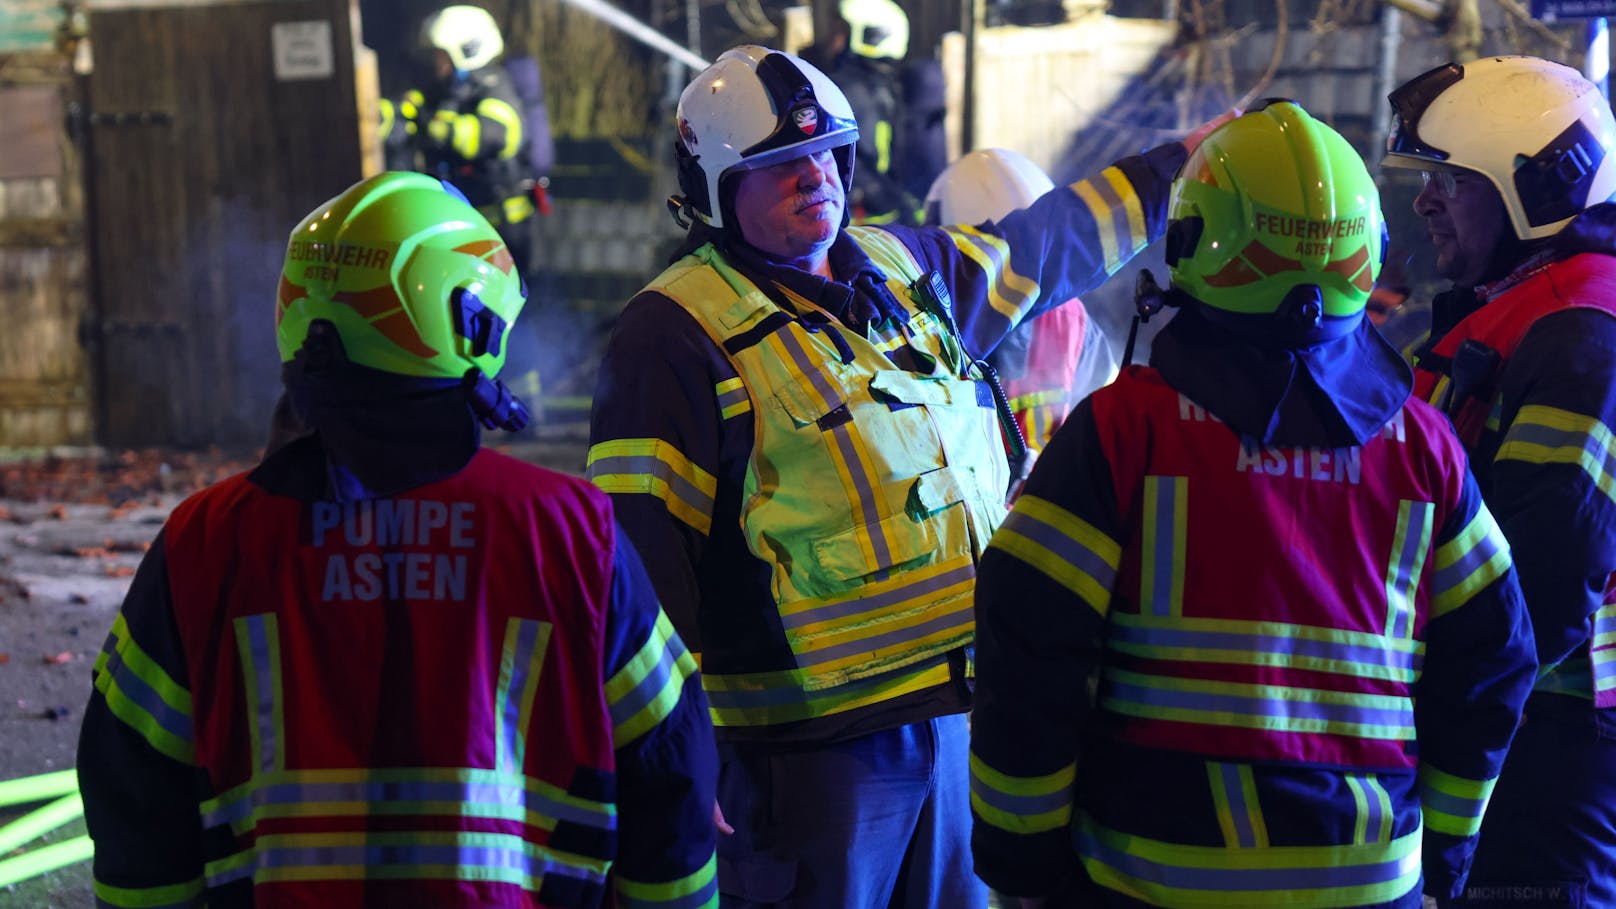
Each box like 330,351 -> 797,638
1418,168 -> 1488,199
1419,169 -> 1460,198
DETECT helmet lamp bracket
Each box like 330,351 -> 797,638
1515,118 -> 1605,228
1165,216 -> 1204,268
451,286 -> 507,358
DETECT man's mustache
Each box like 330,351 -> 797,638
794,189 -> 839,212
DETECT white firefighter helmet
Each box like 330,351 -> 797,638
673,45 -> 859,230
421,5 -> 504,73
1383,55 -> 1616,240
924,148 -> 1055,225
840,0 -> 909,60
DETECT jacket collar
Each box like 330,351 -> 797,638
682,227 -> 904,331
261,369 -> 480,502
1150,304 -> 1412,448
1428,203 -> 1616,339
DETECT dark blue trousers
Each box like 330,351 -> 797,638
715,713 -> 987,908
1452,693 -> 1616,908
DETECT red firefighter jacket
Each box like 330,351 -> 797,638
970,362 -> 1536,906
1413,251 -> 1616,705
1000,298 -> 1105,452
79,440 -> 717,908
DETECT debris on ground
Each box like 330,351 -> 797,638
0,448 -> 259,506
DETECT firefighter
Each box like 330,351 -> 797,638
380,5 -> 539,278
380,4 -> 552,418
969,101 -> 1537,908
586,44 -> 1226,907
1383,56 -> 1616,907
925,148 -> 1119,457
77,172 -> 718,908
820,0 -> 941,225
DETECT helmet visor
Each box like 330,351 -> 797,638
730,128 -> 859,176
1383,62 -> 1464,167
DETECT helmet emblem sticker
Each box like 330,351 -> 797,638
793,105 -> 819,135
678,118 -> 698,148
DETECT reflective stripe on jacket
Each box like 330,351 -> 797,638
1002,298 -> 1091,452
969,365 -> 1536,904
384,68 -> 530,213
1413,252 -> 1616,706
641,227 -> 1008,727
1090,372 -> 1496,768
139,452 -> 653,906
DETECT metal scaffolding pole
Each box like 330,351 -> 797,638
1371,3 -> 1403,186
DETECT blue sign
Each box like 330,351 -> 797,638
1533,0 -> 1616,20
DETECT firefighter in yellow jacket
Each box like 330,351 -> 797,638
588,44 -> 1230,907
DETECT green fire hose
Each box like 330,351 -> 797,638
0,769 -> 91,888
0,769 -> 75,808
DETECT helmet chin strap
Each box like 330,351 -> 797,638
1124,269 -> 1176,366
462,367 -> 531,432
667,194 -> 695,229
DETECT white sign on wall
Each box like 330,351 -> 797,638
271,20 -> 334,81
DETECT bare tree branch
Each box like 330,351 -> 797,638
1491,0 -> 1575,57
523,1 -> 654,139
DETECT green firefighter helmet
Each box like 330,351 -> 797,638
1167,100 -> 1384,338
275,171 -> 527,379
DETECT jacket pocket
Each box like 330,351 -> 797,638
773,368 -> 850,429
812,507 -> 940,582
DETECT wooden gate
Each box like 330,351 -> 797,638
82,0 -> 369,449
